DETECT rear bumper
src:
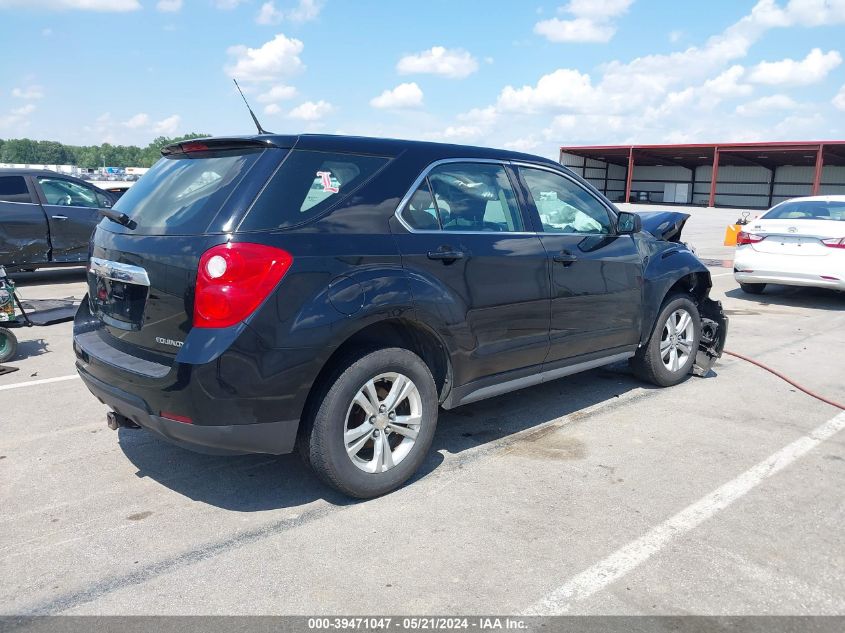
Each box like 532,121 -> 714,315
734,270 -> 845,290
734,249 -> 845,290
77,364 -> 299,456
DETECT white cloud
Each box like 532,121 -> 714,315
286,0 -> 322,22
123,113 -> 150,128
833,85 -> 845,111
503,136 -> 541,152
397,47 -> 479,79
735,94 -> 798,116
0,0 -> 140,10
534,0 -> 633,43
370,83 -> 424,109
496,69 -> 597,114
214,0 -> 247,8
257,1 -> 283,24
256,84 -> 297,102
264,103 -> 283,115
288,100 -> 333,121
0,104 -> 36,131
749,48 -> 842,85
41,28 -> 53,36
153,114 -> 181,135
419,0 -> 845,156
12,85 -> 44,100
224,33 -> 305,82
156,0 -> 182,11
256,0 -> 322,24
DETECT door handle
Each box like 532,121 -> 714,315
51,215 -> 68,220
553,250 -> 577,265
427,249 -> 465,261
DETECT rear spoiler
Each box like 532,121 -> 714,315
160,137 -> 287,157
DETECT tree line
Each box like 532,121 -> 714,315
0,134 -> 210,169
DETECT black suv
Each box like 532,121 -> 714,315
73,134 -> 727,498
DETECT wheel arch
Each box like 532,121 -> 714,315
299,317 -> 453,438
641,253 -> 713,346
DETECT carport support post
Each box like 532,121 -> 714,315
708,147 -> 720,208
625,147 -> 634,203
812,144 -> 825,195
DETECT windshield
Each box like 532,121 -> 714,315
764,200 -> 845,221
107,148 -> 265,234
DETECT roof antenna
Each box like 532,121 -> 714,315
233,78 -> 269,135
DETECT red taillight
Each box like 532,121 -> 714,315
180,141 -> 209,153
736,231 -> 764,246
821,237 -> 845,249
194,243 -> 293,329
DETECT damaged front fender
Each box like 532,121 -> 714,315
693,297 -> 728,377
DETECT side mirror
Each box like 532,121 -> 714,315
102,198 -> 113,208
617,211 -> 641,235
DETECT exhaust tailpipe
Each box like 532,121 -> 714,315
106,411 -> 141,430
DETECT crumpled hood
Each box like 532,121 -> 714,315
636,211 -> 691,242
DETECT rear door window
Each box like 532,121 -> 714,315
0,176 -> 32,204
429,163 -> 524,232
239,150 -> 389,230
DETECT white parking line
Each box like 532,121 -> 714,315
710,272 -> 734,277
0,374 -> 80,392
523,410 -> 845,615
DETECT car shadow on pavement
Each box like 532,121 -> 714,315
725,285 -> 844,310
117,362 -> 651,512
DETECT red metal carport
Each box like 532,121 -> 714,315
559,141 -> 845,208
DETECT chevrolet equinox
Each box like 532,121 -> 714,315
73,134 -> 727,498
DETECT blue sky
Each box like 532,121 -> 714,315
1,0 -> 845,158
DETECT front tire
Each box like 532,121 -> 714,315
631,295 -> 701,387
304,347 -> 439,499
740,282 -> 766,295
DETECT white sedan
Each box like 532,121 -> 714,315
734,195 -> 845,294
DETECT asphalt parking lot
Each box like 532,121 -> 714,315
1,206 -> 843,616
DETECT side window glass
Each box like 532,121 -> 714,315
0,176 -> 32,204
400,180 -> 440,230
520,168 -> 611,234
428,163 -> 523,232
38,178 -> 101,209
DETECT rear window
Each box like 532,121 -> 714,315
108,149 -> 265,234
764,200 -> 845,221
239,150 -> 389,230
0,175 -> 32,204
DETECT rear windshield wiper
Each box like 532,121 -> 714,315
99,208 -> 137,230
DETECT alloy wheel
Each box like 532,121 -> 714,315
344,372 -> 422,473
660,308 -> 695,372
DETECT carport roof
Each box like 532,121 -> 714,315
560,141 -> 845,170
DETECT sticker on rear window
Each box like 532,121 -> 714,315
316,171 -> 339,194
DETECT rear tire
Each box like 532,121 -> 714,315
0,327 -> 18,363
303,347 -> 439,499
740,282 -> 766,295
631,295 -> 701,387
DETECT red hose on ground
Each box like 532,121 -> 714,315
724,349 -> 845,411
